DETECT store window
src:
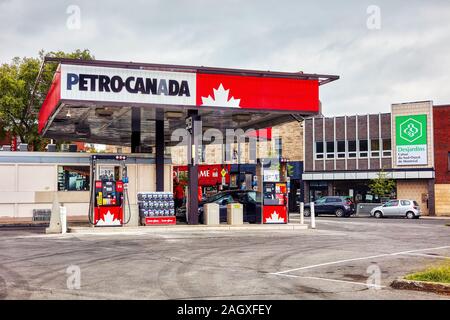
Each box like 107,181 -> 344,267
58,166 -> 90,191
326,141 -> 335,159
315,141 -> 324,159
348,140 -> 357,158
359,140 -> 368,158
275,138 -> 282,158
337,141 -> 346,158
371,139 -> 380,157
382,139 -> 392,157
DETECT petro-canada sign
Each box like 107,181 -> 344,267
59,64 -> 319,111
395,114 -> 428,165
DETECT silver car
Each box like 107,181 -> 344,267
370,199 -> 421,219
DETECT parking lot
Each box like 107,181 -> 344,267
0,216 -> 449,299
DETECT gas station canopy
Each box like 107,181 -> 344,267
38,58 -> 339,147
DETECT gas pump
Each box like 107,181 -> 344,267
88,155 -> 131,227
258,158 -> 288,224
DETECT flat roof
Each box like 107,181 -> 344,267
43,57 -> 339,85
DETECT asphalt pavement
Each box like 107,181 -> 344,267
0,216 -> 449,299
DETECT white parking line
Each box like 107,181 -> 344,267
400,252 -> 450,260
273,245 -> 450,274
272,273 -> 386,289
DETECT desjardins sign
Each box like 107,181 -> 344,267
395,114 -> 427,165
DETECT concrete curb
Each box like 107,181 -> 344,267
0,223 -> 49,229
391,279 -> 450,296
68,223 -> 309,234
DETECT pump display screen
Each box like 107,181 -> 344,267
94,180 -> 123,207
263,182 -> 286,205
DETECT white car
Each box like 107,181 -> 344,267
370,199 -> 421,219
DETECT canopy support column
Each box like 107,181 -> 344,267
155,111 -> 165,192
187,110 -> 201,225
131,107 -> 141,153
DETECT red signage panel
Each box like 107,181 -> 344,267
263,205 -> 288,224
145,216 -> 176,225
174,164 -> 231,186
196,73 -> 319,112
94,206 -> 123,226
38,68 -> 61,133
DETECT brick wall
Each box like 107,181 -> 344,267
304,119 -> 314,171
433,105 -> 450,183
303,113 -> 392,172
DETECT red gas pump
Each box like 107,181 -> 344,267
93,179 -> 124,226
262,182 -> 288,224
259,158 -> 288,224
89,155 -> 130,227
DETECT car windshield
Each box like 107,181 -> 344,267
216,195 -> 233,205
207,192 -> 229,203
247,191 -> 259,202
315,198 -> 327,204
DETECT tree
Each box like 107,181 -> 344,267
369,170 -> 396,199
0,49 -> 94,150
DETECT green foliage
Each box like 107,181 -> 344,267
405,260 -> 450,284
368,170 -> 396,198
178,171 -> 189,184
0,49 -> 94,150
287,163 -> 294,176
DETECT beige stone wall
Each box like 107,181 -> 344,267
434,184 -> 450,216
273,121 -> 304,161
169,120 -> 304,164
391,101 -> 434,169
396,180 -> 430,215
104,145 -> 132,153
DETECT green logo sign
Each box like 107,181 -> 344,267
396,114 -> 427,146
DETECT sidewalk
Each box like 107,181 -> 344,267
289,213 -> 450,220
68,223 -> 309,234
420,215 -> 450,220
0,216 -> 88,228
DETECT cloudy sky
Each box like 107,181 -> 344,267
1,0 -> 449,116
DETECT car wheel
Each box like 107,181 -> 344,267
335,208 -> 345,217
304,208 -> 311,217
374,211 -> 383,219
406,211 -> 415,219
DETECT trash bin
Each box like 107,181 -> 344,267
226,203 -> 243,225
60,206 -> 67,234
204,203 -> 220,225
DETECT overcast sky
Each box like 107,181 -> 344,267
1,0 -> 449,116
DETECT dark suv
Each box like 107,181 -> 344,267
198,190 -> 262,223
304,196 -> 355,217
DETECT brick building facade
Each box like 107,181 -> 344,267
433,105 -> 450,215
302,101 -> 436,215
